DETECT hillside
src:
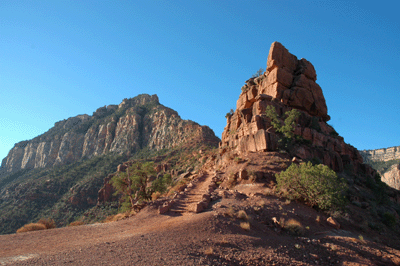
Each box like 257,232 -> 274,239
1,42 -> 400,265
0,94 -> 220,234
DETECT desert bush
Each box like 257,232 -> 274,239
103,212 -> 130,223
265,105 -> 301,150
265,105 -> 300,139
237,210 -> 248,220
68,221 -> 84,227
16,218 -> 56,233
382,212 -> 396,227
251,67 -> 264,78
111,161 -> 156,209
38,218 -> 56,229
276,162 -> 347,210
225,109 -> 234,118
284,219 -> 305,236
16,223 -> 47,233
240,222 -> 251,231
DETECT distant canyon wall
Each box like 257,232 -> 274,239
361,146 -> 400,162
360,146 -> 400,190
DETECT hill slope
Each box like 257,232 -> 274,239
0,94 -> 220,234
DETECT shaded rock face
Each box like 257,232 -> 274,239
1,94 -> 220,174
221,42 -> 374,175
382,164 -> 400,190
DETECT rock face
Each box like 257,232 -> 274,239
239,42 -> 330,122
361,146 -> 400,162
1,94 -> 220,175
359,147 -> 400,190
382,164 -> 400,190
220,42 -> 374,176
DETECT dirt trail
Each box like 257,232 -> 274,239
169,171 -> 214,214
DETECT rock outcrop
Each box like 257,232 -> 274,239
361,146 -> 400,162
360,147 -> 400,190
1,94 -> 220,175
238,42 -> 329,122
220,42 -> 374,176
382,164 -> 400,190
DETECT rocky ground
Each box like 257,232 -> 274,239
1,168 -> 399,266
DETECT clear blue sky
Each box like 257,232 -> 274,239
1,1 -> 399,164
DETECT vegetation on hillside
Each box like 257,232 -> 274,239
0,153 -> 125,234
366,159 -> 400,174
265,105 -> 301,150
276,162 -> 347,210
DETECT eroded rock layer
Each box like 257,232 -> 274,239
220,42 -> 374,176
1,94 -> 220,174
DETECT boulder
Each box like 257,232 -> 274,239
327,217 -> 340,229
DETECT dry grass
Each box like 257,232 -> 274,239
17,223 -> 47,233
240,222 -> 251,231
237,210 -> 248,220
68,221 -> 84,227
38,218 -> 56,229
167,180 -> 188,196
223,207 -> 235,218
151,191 -> 162,201
204,247 -> 214,255
16,218 -> 56,233
226,173 -> 237,188
264,188 -> 275,196
284,218 -> 305,236
103,212 -> 130,223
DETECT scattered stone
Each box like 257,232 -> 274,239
327,217 -> 340,229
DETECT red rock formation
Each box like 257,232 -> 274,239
220,42 -> 373,175
1,94 -> 220,174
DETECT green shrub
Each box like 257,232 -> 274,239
276,162 -> 347,210
382,212 -> 396,227
265,105 -> 301,151
111,161 -> 156,209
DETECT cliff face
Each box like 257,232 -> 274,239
361,146 -> 400,162
220,42 -> 374,177
382,164 -> 400,190
360,147 -> 400,190
1,94 -> 220,175
0,94 -> 220,234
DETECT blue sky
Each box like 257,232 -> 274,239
1,1 -> 399,164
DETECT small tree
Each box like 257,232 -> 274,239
265,105 -> 300,138
111,161 -> 156,211
251,68 -> 264,78
225,109 -> 234,119
265,105 -> 300,149
276,162 -> 347,210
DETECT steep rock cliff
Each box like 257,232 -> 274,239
360,147 -> 400,190
220,42 -> 374,177
382,164 -> 400,190
361,146 -> 400,162
0,94 -> 220,234
1,94 -> 220,175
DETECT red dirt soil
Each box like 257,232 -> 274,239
1,167 -> 400,265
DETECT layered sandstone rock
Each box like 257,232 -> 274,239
1,94 -> 220,175
382,164 -> 400,190
361,146 -> 400,162
238,42 -> 329,122
220,42 -> 373,175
